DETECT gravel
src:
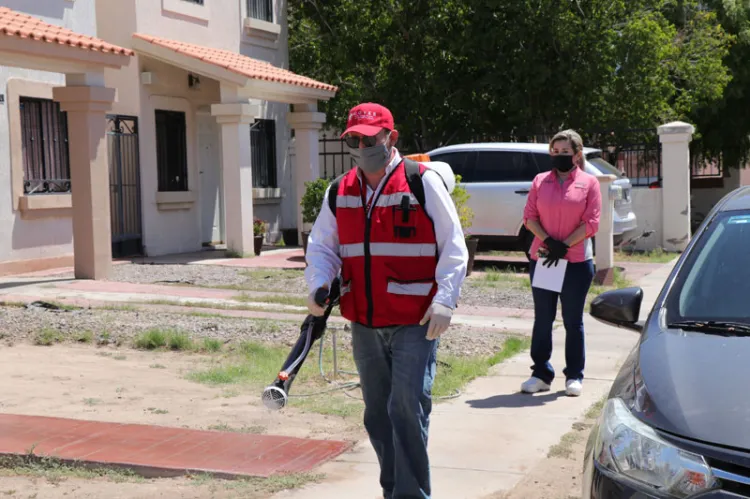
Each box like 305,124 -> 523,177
56,263 -> 308,293
0,304 -> 520,358
459,281 -> 535,309
32,263 -> 533,357
57,263 -> 537,309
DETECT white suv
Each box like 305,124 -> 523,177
426,143 -> 638,257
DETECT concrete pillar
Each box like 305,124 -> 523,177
594,174 -> 617,285
211,100 -> 261,257
287,103 -> 326,245
658,121 -> 695,252
53,74 -> 116,280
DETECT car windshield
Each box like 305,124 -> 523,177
666,209 -> 750,324
586,154 -> 625,178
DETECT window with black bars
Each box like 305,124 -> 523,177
155,110 -> 189,192
20,97 -> 71,195
250,119 -> 277,188
248,0 -> 273,22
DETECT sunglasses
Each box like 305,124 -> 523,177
343,135 -> 381,148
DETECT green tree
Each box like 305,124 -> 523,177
289,0 -> 732,153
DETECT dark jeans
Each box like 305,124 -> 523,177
351,322 -> 438,499
528,259 -> 595,384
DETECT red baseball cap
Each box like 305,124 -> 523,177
340,103 -> 394,138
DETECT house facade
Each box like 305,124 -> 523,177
0,0 -> 335,275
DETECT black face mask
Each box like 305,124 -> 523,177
551,155 -> 575,173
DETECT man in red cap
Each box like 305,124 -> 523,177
304,102 -> 469,498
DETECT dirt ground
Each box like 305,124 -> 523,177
0,343 -> 364,498
0,474 -> 313,499
0,344 -> 365,441
482,408 -> 601,499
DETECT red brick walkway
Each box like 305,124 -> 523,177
0,414 -> 352,478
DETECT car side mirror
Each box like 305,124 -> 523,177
589,287 -> 644,333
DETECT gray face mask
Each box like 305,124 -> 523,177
348,136 -> 392,174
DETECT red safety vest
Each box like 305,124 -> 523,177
334,160 -> 438,327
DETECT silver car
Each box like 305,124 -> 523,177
426,143 -> 638,257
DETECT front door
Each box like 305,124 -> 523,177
107,115 -> 143,258
198,113 -> 223,245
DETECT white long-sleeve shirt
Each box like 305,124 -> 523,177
304,148 -> 469,309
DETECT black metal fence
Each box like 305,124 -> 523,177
319,128 -> 725,186
20,97 -> 71,194
107,115 -> 143,258
319,134 -> 355,179
498,128 -> 664,187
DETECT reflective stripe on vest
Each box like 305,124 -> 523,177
340,242 -> 437,258
337,193 -> 419,210
386,281 -> 433,296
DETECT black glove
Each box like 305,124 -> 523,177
543,237 -> 569,267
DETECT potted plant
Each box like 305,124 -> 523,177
300,177 -> 331,255
451,174 -> 478,275
253,217 -> 267,256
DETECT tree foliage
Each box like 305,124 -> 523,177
289,0 -> 733,155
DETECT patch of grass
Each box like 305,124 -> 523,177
134,328 -> 197,351
133,329 -> 167,350
96,331 -> 112,346
470,267 -> 530,290
0,301 -> 27,308
167,331 -> 194,351
149,363 -> 166,369
201,338 -> 223,353
614,247 -> 676,264
547,430 -> 583,459
189,335 -> 531,420
433,336 -> 531,399
142,298 -> 319,316
207,423 -> 266,434
146,407 -> 168,415
101,304 -> 137,312
187,471 -> 325,495
83,398 -> 101,406
33,328 -> 63,346
75,330 -> 93,343
240,268 -> 302,281
232,292 -> 307,308
0,455 -> 143,483
585,395 -> 607,420
45,301 -> 81,311
113,354 -> 127,361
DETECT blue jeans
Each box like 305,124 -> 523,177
351,322 -> 438,499
528,259 -> 595,384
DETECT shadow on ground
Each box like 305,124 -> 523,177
465,390 -> 567,409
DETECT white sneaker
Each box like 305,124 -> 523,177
566,379 -> 583,397
521,377 -> 551,394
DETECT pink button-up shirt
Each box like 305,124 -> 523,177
523,166 -> 602,263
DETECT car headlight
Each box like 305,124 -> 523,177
594,398 -> 719,497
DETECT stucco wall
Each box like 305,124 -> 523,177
626,187 -> 663,251
96,0 -> 292,254
137,59 -> 221,256
0,0 -> 97,264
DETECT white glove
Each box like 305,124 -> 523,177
306,289 -> 326,317
419,302 -> 454,340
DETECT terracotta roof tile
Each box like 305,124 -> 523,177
133,33 -> 337,93
0,7 -> 133,56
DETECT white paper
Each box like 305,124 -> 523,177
532,258 -> 568,293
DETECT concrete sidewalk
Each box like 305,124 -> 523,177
271,261 -> 675,499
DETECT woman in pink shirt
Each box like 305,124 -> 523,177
521,130 -> 602,397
